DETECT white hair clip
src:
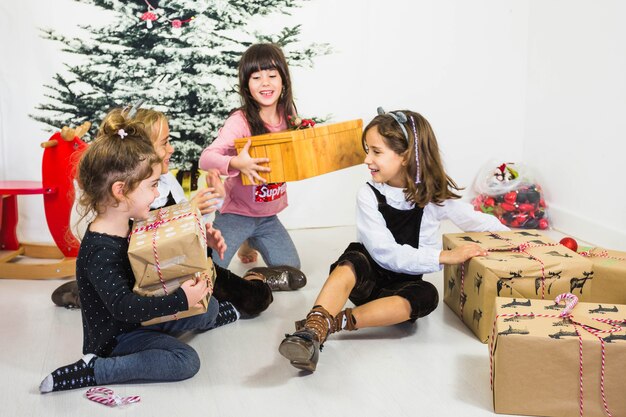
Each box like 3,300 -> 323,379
118,129 -> 128,139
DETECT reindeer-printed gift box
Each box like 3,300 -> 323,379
443,231 -> 593,342
490,296 -> 626,417
580,247 -> 626,305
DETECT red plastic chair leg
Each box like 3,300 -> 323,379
0,195 -> 19,250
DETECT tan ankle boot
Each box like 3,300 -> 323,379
279,305 -> 335,372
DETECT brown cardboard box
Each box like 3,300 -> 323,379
128,202 -> 210,286
581,247 -> 626,304
234,119 -> 364,185
443,231 -> 594,342
491,296 -> 626,417
137,267 -> 216,326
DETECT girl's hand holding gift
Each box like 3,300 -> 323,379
181,276 -> 211,308
230,139 -> 270,184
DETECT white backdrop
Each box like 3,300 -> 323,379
1,0 -> 624,249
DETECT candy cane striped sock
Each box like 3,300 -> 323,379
39,354 -> 97,393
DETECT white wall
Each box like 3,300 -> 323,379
3,1 -> 622,250
523,0 -> 626,249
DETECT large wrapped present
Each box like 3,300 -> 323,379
580,247 -> 626,304
128,202 -> 210,285
234,119 -> 364,185
443,231 -> 594,342
490,295 -> 626,417
137,268 -> 216,326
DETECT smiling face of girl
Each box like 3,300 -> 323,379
363,127 -> 408,188
248,68 -> 283,112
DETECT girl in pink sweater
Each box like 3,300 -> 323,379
199,43 -> 302,277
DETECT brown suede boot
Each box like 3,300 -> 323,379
51,280 -> 81,309
279,305 -> 335,372
294,308 -> 358,332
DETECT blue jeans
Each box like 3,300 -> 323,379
212,212 -> 300,269
94,297 -> 219,384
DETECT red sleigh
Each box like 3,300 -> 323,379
0,123 -> 90,279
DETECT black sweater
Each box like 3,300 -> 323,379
76,229 -> 188,356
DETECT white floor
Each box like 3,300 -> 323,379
0,223 -> 574,417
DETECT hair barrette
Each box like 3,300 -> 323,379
118,129 -> 128,139
377,106 -> 409,143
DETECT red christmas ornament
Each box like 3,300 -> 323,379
559,237 -> 578,252
172,19 -> 182,28
538,218 -> 549,229
504,191 -> 517,204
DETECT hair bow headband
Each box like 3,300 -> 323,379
376,106 -> 421,184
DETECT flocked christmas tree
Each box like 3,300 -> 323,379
31,0 -> 330,168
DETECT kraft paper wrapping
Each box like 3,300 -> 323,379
443,231 -> 593,342
137,267 -> 216,326
580,247 -> 626,305
491,296 -> 626,417
129,202 -> 210,287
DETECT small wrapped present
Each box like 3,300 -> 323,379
128,202 -> 210,285
580,247 -> 626,304
490,295 -> 626,417
137,267 -> 216,326
443,230 -> 594,342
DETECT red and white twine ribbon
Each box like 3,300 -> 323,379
129,208 -> 209,320
489,293 -> 624,417
578,249 -> 626,262
85,387 -> 140,407
457,234 -> 560,316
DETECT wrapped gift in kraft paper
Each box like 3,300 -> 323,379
129,202 -> 210,285
490,295 -> 626,417
137,268 -> 216,326
443,231 -> 593,342
579,247 -> 626,305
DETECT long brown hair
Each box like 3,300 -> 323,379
237,43 -> 297,135
362,110 -> 462,207
76,109 -> 161,221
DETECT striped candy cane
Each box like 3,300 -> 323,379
554,292 -> 578,317
85,387 -> 140,407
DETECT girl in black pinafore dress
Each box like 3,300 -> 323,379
279,108 -> 508,372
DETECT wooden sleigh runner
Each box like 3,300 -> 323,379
0,123 -> 89,279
